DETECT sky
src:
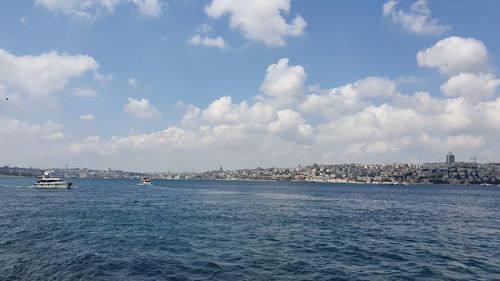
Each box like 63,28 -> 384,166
1,0 -> 500,172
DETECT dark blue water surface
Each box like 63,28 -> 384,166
0,178 -> 499,280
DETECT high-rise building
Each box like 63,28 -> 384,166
446,152 -> 455,165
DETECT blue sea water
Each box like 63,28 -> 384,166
0,177 -> 499,280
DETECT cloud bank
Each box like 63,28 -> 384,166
65,36 -> 500,171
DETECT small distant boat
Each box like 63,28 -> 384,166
33,171 -> 72,189
139,177 -> 152,185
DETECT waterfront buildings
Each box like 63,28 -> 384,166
2,153 -> 499,185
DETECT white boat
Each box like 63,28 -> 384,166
139,177 -> 152,185
34,171 -> 72,189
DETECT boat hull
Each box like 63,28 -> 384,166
33,182 -> 72,189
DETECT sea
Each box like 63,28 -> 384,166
0,177 -> 499,280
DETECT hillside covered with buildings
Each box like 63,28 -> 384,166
2,153 -> 499,185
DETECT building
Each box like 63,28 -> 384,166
446,152 -> 455,165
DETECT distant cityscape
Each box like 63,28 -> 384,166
1,152 -> 499,185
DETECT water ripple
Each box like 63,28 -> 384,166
0,178 -> 499,280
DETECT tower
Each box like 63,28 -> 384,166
446,152 -> 455,165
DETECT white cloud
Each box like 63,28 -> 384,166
383,1 -> 397,17
417,36 -> 489,75
446,135 -> 484,149
0,117 -> 64,143
300,77 -> 397,119
80,114 -> 96,121
194,96 -> 310,146
130,0 -> 162,18
202,96 -> 242,124
383,0 -> 450,35
124,97 -> 160,119
0,49 -> 98,99
45,132 -> 65,140
94,71 -> 113,83
417,133 -> 440,148
205,0 -> 307,47
189,24 -> 227,49
440,73 -> 500,103
128,78 -> 138,88
188,35 -> 227,48
392,91 -> 444,115
352,76 -> 399,98
480,98 -> 500,131
366,140 -> 393,154
20,17 -> 27,25
35,0 -> 121,21
201,96 -> 274,125
317,104 -> 423,144
69,136 -> 109,155
259,58 -> 306,107
416,133 -> 486,151
180,105 -> 201,129
35,0 -> 162,21
74,87 -> 98,98
0,85 -> 22,107
70,128 -> 209,156
269,109 -> 313,143
301,86 -> 361,119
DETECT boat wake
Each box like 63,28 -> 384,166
0,185 -> 33,189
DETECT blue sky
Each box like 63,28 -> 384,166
1,0 -> 500,171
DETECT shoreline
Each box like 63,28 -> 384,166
0,175 -> 26,178
1,176 -> 498,187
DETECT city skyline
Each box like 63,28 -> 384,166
0,151 -> 493,176
3,151 -> 499,186
1,1 -> 500,172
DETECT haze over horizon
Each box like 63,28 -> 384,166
1,1 -> 500,172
